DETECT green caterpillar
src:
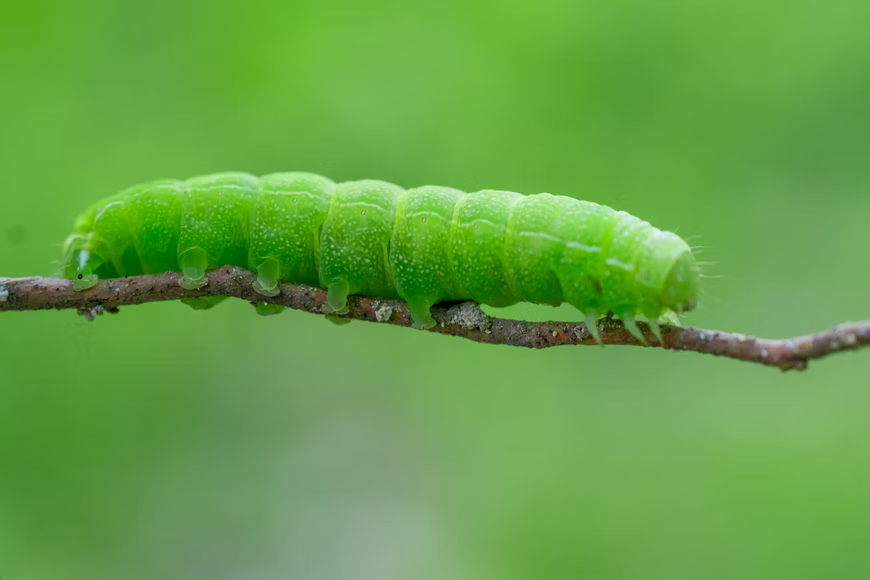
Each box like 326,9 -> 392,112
61,172 -> 700,342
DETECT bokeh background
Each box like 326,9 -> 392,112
2,1 -> 869,578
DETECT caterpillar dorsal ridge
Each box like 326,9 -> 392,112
60,171 -> 701,343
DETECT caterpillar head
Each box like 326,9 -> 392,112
636,231 -> 700,317
660,247 -> 700,313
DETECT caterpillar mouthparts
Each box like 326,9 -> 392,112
61,171 -> 700,343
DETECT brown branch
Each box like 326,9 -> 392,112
1,265 -> 868,371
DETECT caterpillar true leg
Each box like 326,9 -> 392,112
621,313 -> 648,346
647,318 -> 664,344
583,310 -> 603,345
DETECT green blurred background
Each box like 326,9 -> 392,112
2,1 -> 869,578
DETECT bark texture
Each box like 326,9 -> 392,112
2,266 -> 867,371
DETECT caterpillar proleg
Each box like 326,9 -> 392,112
61,172 -> 700,341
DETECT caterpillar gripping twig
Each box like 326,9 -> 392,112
61,172 -> 700,341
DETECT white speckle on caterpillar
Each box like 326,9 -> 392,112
0,283 -> 8,303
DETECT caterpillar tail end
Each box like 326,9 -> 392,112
66,244 -> 101,290
73,274 -> 99,291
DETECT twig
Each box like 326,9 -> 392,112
1,265 -> 867,371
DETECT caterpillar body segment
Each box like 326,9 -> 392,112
504,193 -> 571,308
319,180 -> 405,315
248,173 -> 334,296
129,181 -> 185,277
390,185 -> 467,329
61,171 -> 701,336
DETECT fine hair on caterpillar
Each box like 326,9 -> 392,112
60,172 -> 701,343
